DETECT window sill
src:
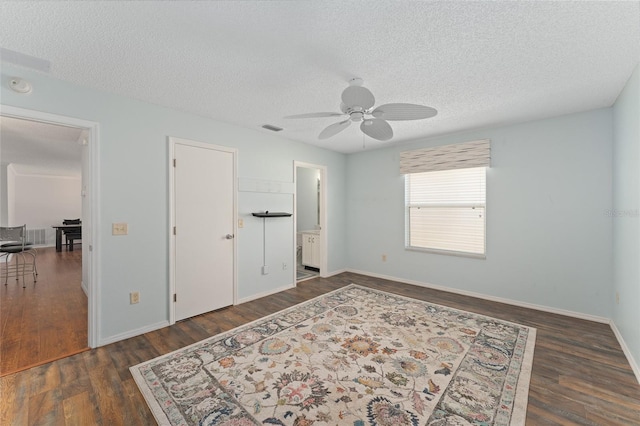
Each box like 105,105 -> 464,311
405,246 -> 486,259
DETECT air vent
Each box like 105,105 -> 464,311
262,124 -> 283,132
1,48 -> 51,73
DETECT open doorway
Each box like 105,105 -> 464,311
293,162 -> 327,282
0,106 -> 98,376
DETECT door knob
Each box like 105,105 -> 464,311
225,234 -> 234,239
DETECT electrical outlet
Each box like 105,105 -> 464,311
130,291 -> 140,304
112,222 -> 128,235
382,254 -> 387,262
282,262 -> 288,270
616,291 -> 620,304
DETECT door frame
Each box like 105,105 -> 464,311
168,136 -> 238,325
293,161 -> 328,280
1,104 -> 101,348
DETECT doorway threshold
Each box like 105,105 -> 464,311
0,346 -> 90,378
296,267 -> 319,282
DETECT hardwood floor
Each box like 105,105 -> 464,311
0,247 -> 88,377
1,272 -> 639,425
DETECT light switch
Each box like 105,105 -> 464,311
112,222 -> 128,235
238,218 -> 244,228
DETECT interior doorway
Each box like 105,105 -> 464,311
0,105 -> 98,375
293,162 -> 327,282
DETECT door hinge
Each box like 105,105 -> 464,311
174,293 -> 177,302
173,158 -> 176,167
173,226 -> 176,235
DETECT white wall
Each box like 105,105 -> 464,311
347,109 -> 613,318
238,191 -> 295,301
1,64 -> 348,343
7,165 -> 81,229
612,63 -> 640,373
296,167 -> 319,232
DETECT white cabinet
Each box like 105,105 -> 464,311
302,232 -> 321,268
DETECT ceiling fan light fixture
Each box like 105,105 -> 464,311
350,112 -> 364,122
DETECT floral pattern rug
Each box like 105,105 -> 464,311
131,285 -> 536,425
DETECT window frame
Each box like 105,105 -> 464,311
404,167 -> 487,259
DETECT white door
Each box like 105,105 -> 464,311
173,140 -> 235,321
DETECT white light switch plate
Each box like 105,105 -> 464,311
112,222 -> 128,235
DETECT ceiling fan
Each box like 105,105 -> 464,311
284,78 -> 437,142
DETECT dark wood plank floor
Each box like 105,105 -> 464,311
1,272 -> 639,425
0,247 -> 88,376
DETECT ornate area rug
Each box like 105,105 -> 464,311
131,285 -> 536,425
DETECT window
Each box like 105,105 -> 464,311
401,140 -> 490,257
405,167 -> 486,256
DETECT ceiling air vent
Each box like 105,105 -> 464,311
262,124 -> 283,132
0,48 -> 51,73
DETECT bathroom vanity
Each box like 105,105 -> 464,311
301,230 -> 321,269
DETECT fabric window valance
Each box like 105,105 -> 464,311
400,139 -> 491,174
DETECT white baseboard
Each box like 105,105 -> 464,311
98,320 -> 170,347
346,269 -> 611,324
609,321 -> 640,384
321,268 -> 347,278
237,269 -> 346,304
237,269 -> 350,303
237,283 -> 295,305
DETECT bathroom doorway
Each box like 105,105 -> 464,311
293,162 -> 327,282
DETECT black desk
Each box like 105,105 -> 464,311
52,225 -> 82,252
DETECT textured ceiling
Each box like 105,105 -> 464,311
0,116 -> 83,175
0,1 -> 639,153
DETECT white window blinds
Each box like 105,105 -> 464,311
400,139 -> 490,174
402,140 -> 490,257
405,167 -> 486,255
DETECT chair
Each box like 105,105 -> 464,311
62,219 -> 82,251
0,225 -> 38,287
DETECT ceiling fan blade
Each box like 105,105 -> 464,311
284,112 -> 344,119
319,120 -> 351,139
360,119 -> 393,141
371,103 -> 438,121
341,86 -> 375,110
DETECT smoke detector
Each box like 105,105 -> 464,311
9,77 -> 32,94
